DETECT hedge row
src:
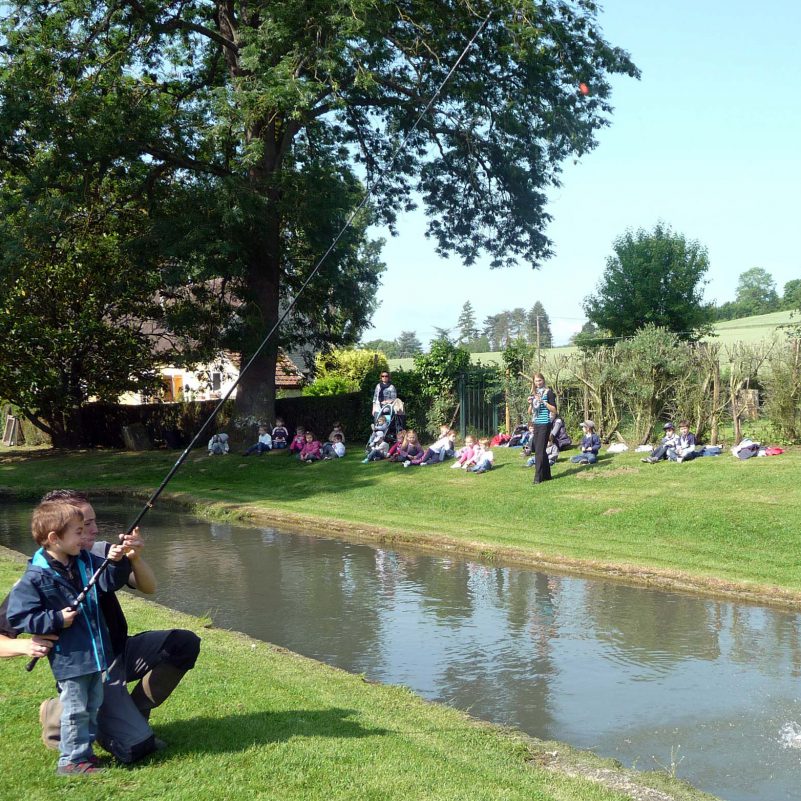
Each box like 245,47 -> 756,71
5,370 -> 430,451
70,392 -> 372,449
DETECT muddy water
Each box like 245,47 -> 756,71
2,498 -> 800,801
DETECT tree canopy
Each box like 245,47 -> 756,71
583,223 -> 713,341
734,267 -> 779,316
0,0 -> 638,434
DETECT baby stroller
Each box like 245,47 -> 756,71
373,398 -> 406,444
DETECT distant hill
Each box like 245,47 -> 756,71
387,310 -> 799,372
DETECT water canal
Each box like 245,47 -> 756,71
2,498 -> 800,801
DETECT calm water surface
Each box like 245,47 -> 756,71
2,498 -> 800,801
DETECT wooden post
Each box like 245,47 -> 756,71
504,370 -> 511,434
710,358 -> 720,446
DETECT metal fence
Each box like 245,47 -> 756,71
457,368 -> 502,437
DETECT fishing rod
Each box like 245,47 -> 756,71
26,10 -> 493,672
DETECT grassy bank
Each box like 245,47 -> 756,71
1,444 -> 800,605
0,554 -> 715,801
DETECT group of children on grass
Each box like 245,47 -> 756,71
363,423 -> 495,472
216,413 -> 717,471
219,417 -> 498,472
210,418 -> 347,462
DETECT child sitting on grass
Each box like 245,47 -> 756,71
451,435 -> 476,469
363,431 -> 389,462
207,432 -> 229,455
399,431 -> 425,466
322,433 -> 346,460
468,438 -> 494,473
327,421 -> 346,444
525,434 -> 558,469
243,425 -> 272,456
271,418 -> 289,449
289,426 -> 306,455
7,501 -> 130,775
641,423 -> 678,464
571,420 -> 601,465
298,431 -> 322,462
387,430 -> 407,462
407,426 -> 455,466
668,420 -> 698,463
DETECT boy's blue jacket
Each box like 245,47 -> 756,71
7,548 -> 131,680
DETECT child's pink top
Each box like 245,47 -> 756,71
300,440 -> 322,458
456,445 -> 475,466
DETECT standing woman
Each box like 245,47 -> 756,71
528,373 -> 558,485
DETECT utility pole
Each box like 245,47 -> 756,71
536,315 -> 542,370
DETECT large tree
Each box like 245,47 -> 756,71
456,301 -> 480,345
783,279 -> 801,311
395,331 -> 423,358
1,0 -> 637,427
584,223 -> 713,340
483,312 -> 511,352
734,267 -> 779,316
526,302 -> 553,348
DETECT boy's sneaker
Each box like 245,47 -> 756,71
56,761 -> 106,775
361,457 -> 369,464
402,460 -> 411,467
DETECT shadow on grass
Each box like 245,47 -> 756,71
552,454 -> 615,480
152,708 -> 389,757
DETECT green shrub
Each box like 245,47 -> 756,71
302,374 -> 359,397
315,348 -> 388,385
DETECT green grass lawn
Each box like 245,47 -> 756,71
1,442 -> 800,603
0,555 -> 716,801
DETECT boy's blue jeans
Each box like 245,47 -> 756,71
570,452 -> 598,464
245,442 -> 271,455
58,672 -> 103,766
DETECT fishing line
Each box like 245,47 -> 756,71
26,8 -> 493,671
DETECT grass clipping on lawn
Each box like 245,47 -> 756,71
0,553 -> 716,801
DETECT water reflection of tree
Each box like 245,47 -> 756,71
584,583 -> 722,668
431,568 -> 558,737
249,534 -> 385,676
715,604 -> 801,679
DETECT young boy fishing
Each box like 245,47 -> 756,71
7,501 -> 130,775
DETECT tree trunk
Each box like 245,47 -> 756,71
233,244 -> 281,426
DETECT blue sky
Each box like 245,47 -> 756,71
364,0 -> 801,346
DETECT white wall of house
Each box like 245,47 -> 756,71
119,355 -> 239,405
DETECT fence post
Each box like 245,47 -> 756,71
458,374 -> 466,438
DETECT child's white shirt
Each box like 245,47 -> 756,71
431,435 -> 452,453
